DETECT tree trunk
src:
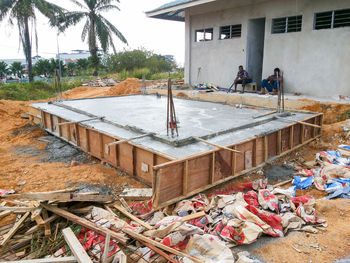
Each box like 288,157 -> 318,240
89,17 -> 99,76
23,17 -> 33,82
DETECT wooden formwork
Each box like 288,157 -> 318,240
32,106 -> 323,210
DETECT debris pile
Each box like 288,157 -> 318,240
107,78 -> 143,96
83,77 -> 119,87
291,144 -> 350,199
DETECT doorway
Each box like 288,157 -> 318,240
246,18 -> 265,89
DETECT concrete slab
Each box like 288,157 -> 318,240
31,94 -> 316,159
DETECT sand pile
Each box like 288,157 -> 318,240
302,102 -> 350,124
107,78 -> 142,96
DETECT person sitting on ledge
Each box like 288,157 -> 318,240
260,68 -> 281,95
233,65 -> 252,93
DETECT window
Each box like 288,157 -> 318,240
219,24 -> 242,39
314,8 -> 350,30
195,28 -> 213,42
272,15 -> 302,34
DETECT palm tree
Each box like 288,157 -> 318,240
58,0 -> 127,75
0,1 -> 64,82
0,61 -> 9,78
10,61 -> 24,79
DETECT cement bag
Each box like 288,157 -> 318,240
185,234 -> 235,263
281,212 -> 305,233
220,219 -> 263,244
321,162 -> 350,179
258,189 -> 279,213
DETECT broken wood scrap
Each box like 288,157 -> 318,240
140,241 -> 178,263
62,227 -> 93,263
0,210 -> 12,219
181,211 -> 206,222
41,203 -> 128,244
1,212 -> 30,246
9,193 -> 113,203
0,206 -> 36,212
3,257 -> 77,263
24,215 -> 59,235
252,110 -> 277,119
110,204 -> 153,230
119,188 -> 152,201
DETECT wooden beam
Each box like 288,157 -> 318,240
252,110 -> 277,119
15,193 -> 113,203
210,152 -> 215,184
86,128 -> 90,152
231,145 -> 236,176
289,125 -> 294,149
102,233 -> 110,263
58,117 -> 103,126
111,204 -> 152,230
40,111 -> 46,129
41,203 -> 128,244
75,124 -> 80,147
181,211 -> 205,222
3,257 -> 77,263
300,124 -> 305,144
58,118 -> 62,136
99,133 -> 104,159
0,206 -> 35,212
62,227 -> 93,263
67,124 -> 71,142
1,212 -> 30,246
49,114 -> 54,131
277,130 -> 281,155
183,160 -> 188,195
132,146 -> 136,176
105,133 -> 152,154
119,188 -> 152,201
195,138 -> 242,154
276,117 -> 321,129
25,215 -> 59,235
0,210 -> 12,219
264,136 -> 268,162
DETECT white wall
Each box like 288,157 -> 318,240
185,0 -> 350,96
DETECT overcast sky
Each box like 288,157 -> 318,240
0,0 -> 185,65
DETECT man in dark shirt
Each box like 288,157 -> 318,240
260,68 -> 281,95
233,65 -> 252,93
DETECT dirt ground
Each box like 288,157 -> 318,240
1,80 -> 350,262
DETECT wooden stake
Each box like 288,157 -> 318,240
102,233 -> 110,263
111,204 -> 152,230
195,137 -> 242,154
1,212 -> 30,246
58,117 -> 103,126
183,160 -> 188,195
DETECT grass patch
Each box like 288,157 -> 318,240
0,80 -> 82,101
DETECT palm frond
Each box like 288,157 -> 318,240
100,15 -> 127,44
69,0 -> 86,9
0,0 -> 16,21
33,0 -> 66,23
96,4 -> 119,13
81,18 -> 90,42
57,11 -> 86,31
95,14 -> 110,52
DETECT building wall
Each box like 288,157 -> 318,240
185,0 -> 350,97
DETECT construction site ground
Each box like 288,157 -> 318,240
1,78 -> 350,262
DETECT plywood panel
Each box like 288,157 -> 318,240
214,150 -> 231,181
187,155 -> 211,193
88,129 -> 101,158
235,141 -> 254,172
155,155 -> 171,165
135,148 -> 154,183
52,116 -> 59,135
158,163 -> 184,205
69,124 -> 77,145
102,135 -> 117,167
268,132 -> 277,157
281,127 -> 290,152
60,118 -> 69,139
118,143 -> 133,174
303,118 -> 313,141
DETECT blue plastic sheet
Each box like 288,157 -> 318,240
292,176 -> 313,190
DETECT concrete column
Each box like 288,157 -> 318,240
184,10 -> 191,85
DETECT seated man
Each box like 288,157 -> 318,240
233,65 -> 252,93
260,68 -> 281,95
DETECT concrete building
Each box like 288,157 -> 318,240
146,0 -> 350,97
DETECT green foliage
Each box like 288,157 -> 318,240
33,59 -> 51,77
0,61 -> 8,77
10,62 -> 25,78
0,80 -> 82,101
106,49 -> 179,76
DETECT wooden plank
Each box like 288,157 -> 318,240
112,204 -> 152,230
86,129 -> 90,152
210,152 -> 215,184
58,117 -> 103,126
102,233 -> 110,263
62,227 -> 93,263
3,256 -> 77,263
41,203 -> 128,244
40,111 -> 46,129
132,146 -> 136,176
25,215 -> 59,235
99,133 -> 104,159
195,137 -> 242,154
277,130 -> 282,155
49,114 -> 54,131
0,210 -> 12,219
231,146 -> 236,176
289,125 -> 294,149
58,117 -> 62,136
253,138 -> 257,167
67,124 -> 71,142
181,211 -> 205,222
183,160 -> 188,195
42,209 -> 51,236
121,228 -> 203,263
253,110 -> 277,119
300,124 -> 305,143
264,136 -> 268,162
0,206 -> 35,212
1,212 -> 30,246
119,188 -> 152,201
16,193 -> 113,203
